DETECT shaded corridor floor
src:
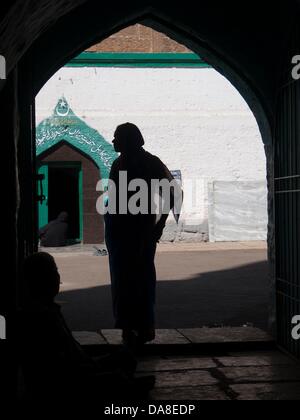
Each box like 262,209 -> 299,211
20,327 -> 299,402
71,327 -> 300,400
139,349 -> 300,400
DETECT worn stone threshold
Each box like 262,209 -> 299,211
72,327 -> 275,355
40,241 -> 267,256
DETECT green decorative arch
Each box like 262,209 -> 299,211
36,97 -> 118,180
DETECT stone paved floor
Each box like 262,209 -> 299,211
71,328 -> 300,400
73,327 -> 274,349
136,350 -> 300,400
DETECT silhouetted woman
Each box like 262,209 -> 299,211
105,123 -> 182,347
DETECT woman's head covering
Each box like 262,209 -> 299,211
114,123 -> 145,152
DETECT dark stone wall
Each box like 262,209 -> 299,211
0,0 -> 87,75
0,71 -> 19,320
0,70 -> 19,396
39,143 -> 104,244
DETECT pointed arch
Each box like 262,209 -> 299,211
36,97 -> 118,180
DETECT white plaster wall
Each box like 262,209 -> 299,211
36,66 -> 267,242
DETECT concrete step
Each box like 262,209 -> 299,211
72,327 -> 275,355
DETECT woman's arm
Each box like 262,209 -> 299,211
152,158 -> 183,242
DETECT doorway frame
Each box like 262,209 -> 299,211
37,161 -> 83,243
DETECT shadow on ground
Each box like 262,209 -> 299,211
58,261 -> 269,331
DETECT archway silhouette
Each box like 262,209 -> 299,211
29,8 -> 273,246
30,10 -> 272,147
28,6 -> 273,276
17,4 -> 275,332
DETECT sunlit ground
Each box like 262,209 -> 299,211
47,242 -> 269,331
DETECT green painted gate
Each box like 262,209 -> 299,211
37,164 -> 48,230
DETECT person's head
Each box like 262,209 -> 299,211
112,123 -> 145,154
57,211 -> 68,222
23,253 -> 60,303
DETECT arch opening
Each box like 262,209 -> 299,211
33,20 -> 272,334
31,11 -> 272,149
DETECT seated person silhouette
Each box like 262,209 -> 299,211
39,211 -> 69,247
18,252 -> 155,403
